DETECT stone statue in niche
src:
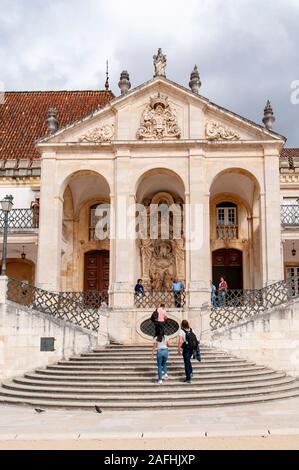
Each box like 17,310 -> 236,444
150,269 -> 163,292
162,270 -> 173,292
138,192 -> 185,290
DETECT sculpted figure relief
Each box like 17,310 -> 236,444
150,270 -> 163,292
137,94 -> 181,140
139,192 -> 186,291
79,124 -> 114,143
162,270 -> 173,292
206,121 -> 240,141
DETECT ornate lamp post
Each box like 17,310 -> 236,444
1,195 -> 14,276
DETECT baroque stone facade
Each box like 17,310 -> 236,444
1,50 -> 298,345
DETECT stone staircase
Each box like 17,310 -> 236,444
1,344 -> 299,410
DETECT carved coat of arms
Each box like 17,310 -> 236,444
137,93 -> 181,140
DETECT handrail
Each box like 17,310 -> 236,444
6,278 -> 109,332
281,205 -> 299,226
135,290 -> 186,309
210,276 -> 299,330
0,208 -> 39,231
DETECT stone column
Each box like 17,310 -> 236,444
36,156 -> 63,292
261,146 -> 284,285
187,150 -> 211,336
108,151 -> 135,343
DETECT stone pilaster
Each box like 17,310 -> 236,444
261,146 -> 284,285
109,150 -> 135,309
187,149 -> 211,308
36,155 -> 63,292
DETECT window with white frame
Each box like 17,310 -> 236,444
216,204 -> 237,226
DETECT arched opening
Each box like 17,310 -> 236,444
60,170 -> 111,292
212,249 -> 243,290
210,168 -> 261,289
0,258 -> 35,284
135,168 -> 186,295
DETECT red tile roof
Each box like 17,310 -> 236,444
280,148 -> 299,169
0,90 -> 114,164
281,148 -> 299,159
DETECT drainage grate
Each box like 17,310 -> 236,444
140,319 -> 179,337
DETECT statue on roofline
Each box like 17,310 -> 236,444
153,48 -> 167,78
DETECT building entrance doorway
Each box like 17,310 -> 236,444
84,250 -> 109,292
212,249 -> 243,290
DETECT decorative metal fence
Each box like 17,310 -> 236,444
7,278 -> 109,332
0,209 -> 39,231
210,276 -> 299,330
281,205 -> 299,227
135,290 -> 186,309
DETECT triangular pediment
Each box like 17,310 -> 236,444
37,77 -> 286,146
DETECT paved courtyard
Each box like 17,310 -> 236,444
1,397 -> 299,449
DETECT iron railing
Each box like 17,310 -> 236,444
210,276 -> 299,331
0,209 -> 39,231
7,278 -> 109,332
216,225 -> 238,240
281,205 -> 299,227
135,290 -> 186,309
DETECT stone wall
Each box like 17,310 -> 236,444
0,300 -> 97,380
210,299 -> 299,377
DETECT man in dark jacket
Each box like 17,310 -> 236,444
135,279 -> 145,305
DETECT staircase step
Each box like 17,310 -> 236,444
22,371 -> 287,386
1,389 -> 299,409
1,343 -> 297,410
63,359 -> 249,366
32,365 -> 274,379
6,377 -> 295,394
1,381 -> 299,402
47,363 -> 258,372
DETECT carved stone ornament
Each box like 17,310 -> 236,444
137,93 -> 181,140
206,121 -> 240,141
79,124 -> 114,143
138,192 -> 185,289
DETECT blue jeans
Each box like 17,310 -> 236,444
183,349 -> 193,381
211,295 -> 218,307
157,348 -> 168,381
219,290 -> 226,305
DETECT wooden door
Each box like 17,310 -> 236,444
84,250 -> 109,292
212,249 -> 243,290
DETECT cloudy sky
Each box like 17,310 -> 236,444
1,0 -> 299,145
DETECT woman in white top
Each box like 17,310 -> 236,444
152,328 -> 171,384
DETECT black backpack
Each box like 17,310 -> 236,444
183,328 -> 199,351
151,310 -> 158,322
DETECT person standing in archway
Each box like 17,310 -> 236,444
219,276 -> 228,305
30,197 -> 40,228
172,276 -> 185,308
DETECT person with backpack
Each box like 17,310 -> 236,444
177,320 -> 200,383
151,303 -> 168,338
152,328 -> 171,384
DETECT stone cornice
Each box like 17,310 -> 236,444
0,174 -> 40,183
37,139 -> 284,153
